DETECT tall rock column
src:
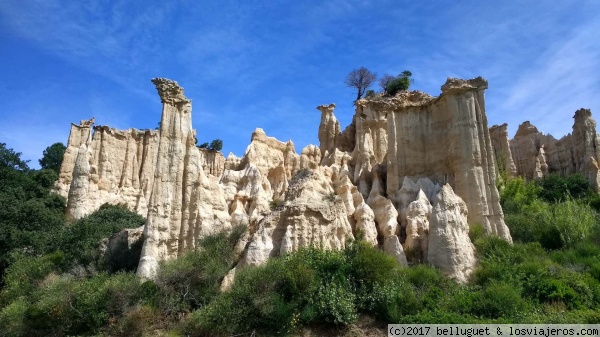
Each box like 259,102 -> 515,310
572,108 -> 600,191
489,123 -> 518,180
316,103 -> 340,158
138,78 -> 195,279
54,118 -> 94,201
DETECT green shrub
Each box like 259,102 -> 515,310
538,174 -> 591,202
154,225 -> 246,315
544,199 -> 598,248
59,204 -> 145,269
500,177 -> 540,213
0,251 -> 64,305
19,272 -> 143,336
386,76 -> 411,96
0,298 -> 28,337
471,282 -> 528,318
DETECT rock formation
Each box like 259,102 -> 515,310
316,103 -> 340,158
427,184 -> 476,283
382,78 -> 510,241
405,190 -> 432,261
236,168 -> 354,268
489,123 -> 518,180
506,109 -> 600,191
137,78 -> 231,279
56,121 -> 159,220
56,76 -> 517,283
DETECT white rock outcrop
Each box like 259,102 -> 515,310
427,184 -> 476,284
55,76 -> 520,284
508,109 -> 600,191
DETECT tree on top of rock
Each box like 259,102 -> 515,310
384,70 -> 413,96
345,67 -> 377,101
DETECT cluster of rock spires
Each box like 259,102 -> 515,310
490,109 -> 600,190
54,76 -> 597,285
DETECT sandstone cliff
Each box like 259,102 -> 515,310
56,120 -> 159,220
489,123 -> 518,180
137,78 -> 233,279
56,76 -> 516,283
358,78 -> 510,241
507,109 -> 600,191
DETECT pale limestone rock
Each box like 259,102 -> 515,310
366,170 -> 399,239
353,99 -> 389,173
300,144 -> 321,170
137,78 -> 231,279
489,123 -> 518,179
240,128 -> 299,181
316,103 -> 340,158
353,201 -> 378,246
405,190 -> 432,261
220,267 -> 237,291
224,153 -> 241,170
65,143 -> 92,220
385,77 -> 511,241
198,148 -> 225,177
533,146 -> 549,180
54,121 -> 93,200
237,169 -> 354,267
383,235 -> 408,266
427,184 -> 476,284
509,109 -> 600,191
57,123 -> 159,220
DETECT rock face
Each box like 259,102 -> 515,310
489,123 -> 518,180
137,78 -> 231,279
383,78 -> 511,241
508,109 -> 600,191
427,184 -> 476,283
56,121 -> 159,220
57,76 -> 516,283
236,168 -> 354,267
198,148 -> 225,177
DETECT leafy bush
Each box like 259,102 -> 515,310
537,174 -> 591,202
154,225 -> 246,316
386,76 -> 411,96
0,251 -> 65,305
471,281 -> 528,318
0,163 -> 65,282
59,203 -> 145,269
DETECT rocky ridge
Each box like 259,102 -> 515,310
56,77 -> 521,283
490,108 -> 600,191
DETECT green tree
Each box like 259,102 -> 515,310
379,74 -> 395,91
39,142 -> 66,172
209,139 -> 223,152
385,70 -> 413,96
0,143 -> 29,171
345,67 -> 377,101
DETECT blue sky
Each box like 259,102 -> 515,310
1,1 -> 599,167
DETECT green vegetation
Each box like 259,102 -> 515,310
2,141 -> 600,336
385,70 -> 413,96
38,142 -> 66,173
197,138 -> 223,151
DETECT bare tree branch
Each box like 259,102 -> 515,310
345,67 -> 377,101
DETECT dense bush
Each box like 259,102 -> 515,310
59,203 -> 146,270
153,224 -> 246,316
538,173 -> 591,202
